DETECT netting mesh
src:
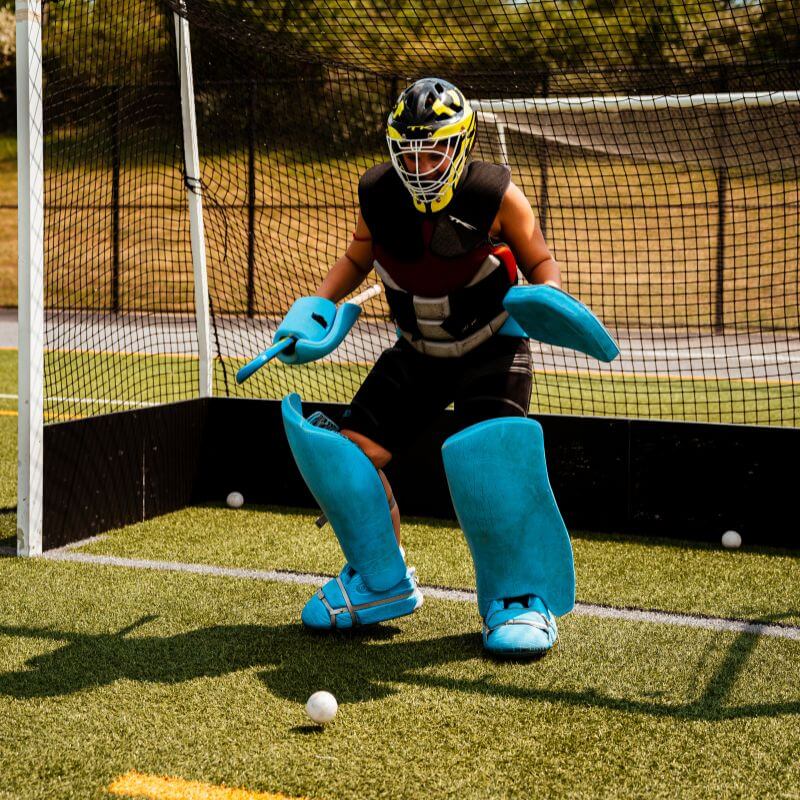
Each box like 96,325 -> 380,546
40,0 -> 799,425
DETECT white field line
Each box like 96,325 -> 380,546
0,393 -> 158,408
626,349 -> 800,363
41,550 -> 800,642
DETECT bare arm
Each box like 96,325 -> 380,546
495,182 -> 561,289
315,212 -> 375,302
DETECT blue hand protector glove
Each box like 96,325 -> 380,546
274,296 -> 362,365
500,285 -> 619,362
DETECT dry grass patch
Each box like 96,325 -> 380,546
2,145 -> 797,330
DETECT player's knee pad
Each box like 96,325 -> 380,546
282,393 -> 406,592
441,416 -> 575,619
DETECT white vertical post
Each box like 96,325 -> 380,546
497,123 -> 509,168
16,0 -> 44,556
174,4 -> 212,397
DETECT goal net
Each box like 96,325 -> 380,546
16,0 -> 800,551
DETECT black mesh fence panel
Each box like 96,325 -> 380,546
38,0 -> 799,426
43,1 -> 199,420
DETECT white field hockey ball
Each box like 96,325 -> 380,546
721,530 -> 742,549
226,491 -> 244,509
306,691 -> 338,724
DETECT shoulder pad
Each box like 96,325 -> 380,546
457,161 -> 511,221
358,161 -> 395,195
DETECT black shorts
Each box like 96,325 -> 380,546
340,335 -> 532,454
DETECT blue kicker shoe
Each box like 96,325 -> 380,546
302,563 -> 423,630
482,595 -> 558,656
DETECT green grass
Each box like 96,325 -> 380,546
0,134 -> 15,163
527,368 -> 800,426
0,351 -> 15,543
75,503 -> 800,627
2,342 -> 800,798
0,416 -> 14,546
0,348 -> 797,427
0,558 -> 798,800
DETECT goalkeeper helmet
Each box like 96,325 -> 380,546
387,78 -> 477,213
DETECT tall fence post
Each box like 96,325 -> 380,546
109,84 -> 121,313
246,79 -> 256,318
713,68 -> 729,333
537,70 -> 551,238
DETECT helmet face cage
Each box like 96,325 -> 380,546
386,78 -> 476,212
387,132 -> 468,206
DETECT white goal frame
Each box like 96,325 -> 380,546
473,91 -> 800,167
16,0 -> 44,556
15,2 -> 212,556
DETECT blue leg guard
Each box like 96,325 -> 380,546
282,394 -> 422,629
442,417 -> 574,656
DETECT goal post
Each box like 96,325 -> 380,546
174,3 -> 212,399
474,89 -> 800,334
16,0 -> 44,557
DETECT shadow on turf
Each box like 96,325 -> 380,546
411,610 -> 800,722
290,724 -> 327,735
0,613 -> 798,721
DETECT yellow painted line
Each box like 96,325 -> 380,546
0,343 -> 199,360
0,409 -> 89,422
0,408 -> 142,422
108,771 -> 309,800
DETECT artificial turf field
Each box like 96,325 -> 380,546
1,352 -> 799,799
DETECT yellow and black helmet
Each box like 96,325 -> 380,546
387,78 -> 477,213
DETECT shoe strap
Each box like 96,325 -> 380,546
484,610 -> 554,635
318,576 -> 417,628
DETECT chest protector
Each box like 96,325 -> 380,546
359,160 -> 518,357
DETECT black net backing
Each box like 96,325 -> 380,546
41,0 -> 799,426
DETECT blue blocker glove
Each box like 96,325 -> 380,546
236,296 -> 362,383
273,296 -> 361,365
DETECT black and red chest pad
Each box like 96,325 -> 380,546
375,222 -> 518,297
